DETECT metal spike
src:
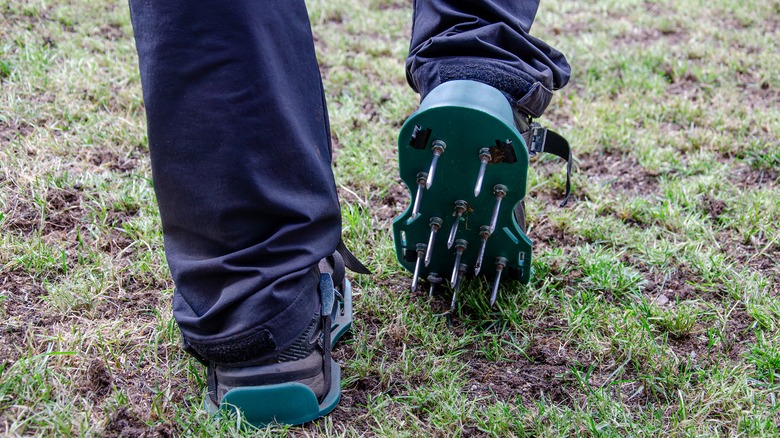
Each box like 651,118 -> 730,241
427,273 -> 442,298
450,239 -> 468,284
426,140 -> 446,189
410,172 -> 428,219
489,257 -> 507,307
473,225 -> 492,275
450,263 -> 468,313
424,217 -> 443,266
488,184 -> 508,233
411,243 -> 427,293
474,148 -> 491,197
447,200 -> 468,248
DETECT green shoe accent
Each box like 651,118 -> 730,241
212,360 -> 341,427
394,80 -> 533,286
330,279 -> 353,347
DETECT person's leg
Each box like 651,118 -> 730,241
406,0 -> 571,118
128,0 -> 339,368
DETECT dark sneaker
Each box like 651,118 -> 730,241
207,313 -> 328,406
203,243 -> 368,427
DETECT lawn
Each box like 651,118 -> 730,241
1,0 -> 779,436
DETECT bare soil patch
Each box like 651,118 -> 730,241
463,352 -> 577,406
78,148 -> 139,172
579,150 -> 659,196
101,407 -> 172,438
616,27 -> 689,49
729,163 -> 779,189
2,187 -> 85,236
700,194 -> 727,221
0,120 -> 34,142
530,217 -> 586,252
717,229 -> 780,276
0,270 -> 50,363
374,181 -> 408,223
640,264 -> 708,302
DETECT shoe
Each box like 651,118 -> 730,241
392,80 -> 571,310
203,243 -> 368,427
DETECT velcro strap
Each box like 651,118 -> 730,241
320,273 -> 335,317
527,123 -> 572,207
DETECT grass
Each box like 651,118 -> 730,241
1,0 -> 779,435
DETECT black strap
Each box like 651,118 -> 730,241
526,123 -> 572,207
336,239 -> 372,274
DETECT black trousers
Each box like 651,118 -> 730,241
129,0 -> 570,362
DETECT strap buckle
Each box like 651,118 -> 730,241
528,122 -> 548,156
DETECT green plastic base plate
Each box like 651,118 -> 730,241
394,80 -> 533,288
210,361 -> 341,428
205,280 -> 353,427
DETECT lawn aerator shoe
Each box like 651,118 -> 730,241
393,80 -> 571,311
205,245 -> 368,427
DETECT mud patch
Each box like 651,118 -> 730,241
579,150 -> 659,196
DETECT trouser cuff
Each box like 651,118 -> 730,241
410,59 -> 553,118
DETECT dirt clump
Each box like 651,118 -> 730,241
700,195 -> 727,221
83,359 -> 112,400
101,407 -> 171,438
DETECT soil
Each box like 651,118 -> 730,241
374,181 -> 409,223
101,407 -> 172,438
0,119 -> 34,141
578,150 -> 660,197
2,2 -> 778,435
82,358 -> 113,400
